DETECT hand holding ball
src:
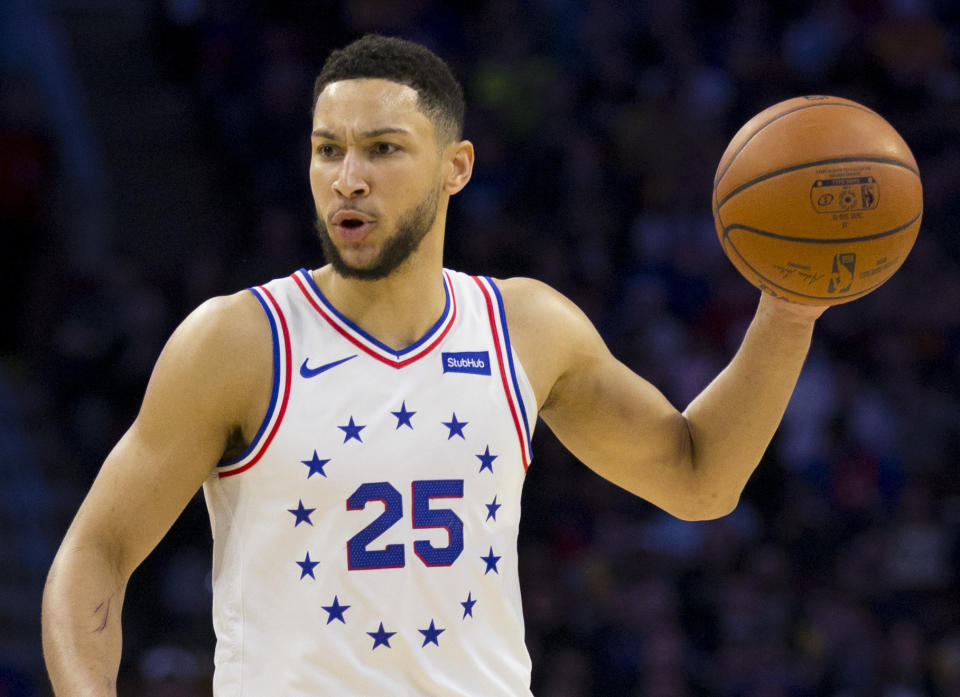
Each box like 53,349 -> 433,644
713,96 -> 922,305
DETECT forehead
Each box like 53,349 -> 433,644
312,78 -> 433,136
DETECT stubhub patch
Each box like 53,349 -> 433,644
442,351 -> 491,375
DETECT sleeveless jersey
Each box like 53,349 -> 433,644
202,268 -> 536,696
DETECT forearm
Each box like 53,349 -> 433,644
681,293 -> 821,516
42,543 -> 127,697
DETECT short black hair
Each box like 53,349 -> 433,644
313,34 -> 465,144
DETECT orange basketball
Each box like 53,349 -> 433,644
712,95 -> 922,305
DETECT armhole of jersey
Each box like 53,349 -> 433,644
473,276 -> 534,469
217,285 -> 292,477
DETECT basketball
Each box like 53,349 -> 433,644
712,95 -> 923,305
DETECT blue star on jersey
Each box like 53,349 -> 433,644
419,619 -> 445,647
338,416 -> 366,443
485,496 -> 502,521
476,445 -> 497,473
367,622 -> 396,650
288,499 -> 315,526
322,595 -> 350,624
481,547 -> 501,575
461,592 -> 477,618
391,401 -> 416,429
442,412 -> 468,439
301,450 -> 330,478
297,552 -> 319,580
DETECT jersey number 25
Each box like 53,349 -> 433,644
346,479 -> 464,570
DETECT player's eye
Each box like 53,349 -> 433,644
372,142 -> 399,156
316,144 -> 339,158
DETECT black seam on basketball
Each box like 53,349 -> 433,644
725,235 -> 896,301
714,181 -> 725,237
717,156 -> 920,209
723,211 -> 920,245
713,101 -> 880,190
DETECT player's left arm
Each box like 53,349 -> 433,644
498,277 -> 824,521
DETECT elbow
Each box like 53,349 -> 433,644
672,453 -> 745,520
669,414 -> 745,521
667,491 -> 741,521
667,445 -> 744,521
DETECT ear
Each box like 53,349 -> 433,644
442,140 -> 474,196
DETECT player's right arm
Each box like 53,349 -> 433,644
41,290 -> 272,697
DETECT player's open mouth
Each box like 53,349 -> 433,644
332,211 -> 376,242
335,219 -> 376,243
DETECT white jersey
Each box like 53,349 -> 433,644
203,268 -> 536,696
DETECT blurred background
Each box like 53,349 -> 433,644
3,0 -> 960,695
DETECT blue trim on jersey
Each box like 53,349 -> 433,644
485,277 -> 533,454
219,287 -> 281,467
298,268 -> 451,357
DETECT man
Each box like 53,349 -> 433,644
42,35 -> 825,696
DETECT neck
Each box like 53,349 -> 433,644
312,235 -> 447,352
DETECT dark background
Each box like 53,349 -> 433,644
3,0 -> 959,695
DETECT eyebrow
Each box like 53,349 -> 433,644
311,127 -> 411,140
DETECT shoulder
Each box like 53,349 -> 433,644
493,276 -> 590,330
491,277 -> 609,411
146,289 -> 273,424
174,289 -> 271,363
102,287 -> 278,487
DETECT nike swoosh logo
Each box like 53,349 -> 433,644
300,354 -> 357,378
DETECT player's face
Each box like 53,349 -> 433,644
310,79 -> 446,280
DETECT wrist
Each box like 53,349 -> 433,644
755,291 -> 827,328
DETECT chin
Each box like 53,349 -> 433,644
331,253 -> 396,281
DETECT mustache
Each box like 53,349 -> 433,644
328,206 -> 377,223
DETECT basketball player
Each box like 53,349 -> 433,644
42,35 -> 826,696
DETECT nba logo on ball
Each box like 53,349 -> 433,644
828,253 -> 856,294
713,95 -> 922,305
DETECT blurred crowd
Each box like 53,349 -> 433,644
3,0 -> 960,695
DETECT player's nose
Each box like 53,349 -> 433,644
332,150 -> 370,199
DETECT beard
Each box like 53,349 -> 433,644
315,185 -> 441,281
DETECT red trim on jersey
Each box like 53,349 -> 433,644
291,270 -> 458,369
220,285 -> 292,478
472,276 -> 530,469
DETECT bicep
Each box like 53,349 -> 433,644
63,293 -> 270,579
540,341 -> 694,505
71,417 -> 220,580
500,277 -> 694,508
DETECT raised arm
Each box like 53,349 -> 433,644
500,277 -> 824,521
41,290 -> 272,696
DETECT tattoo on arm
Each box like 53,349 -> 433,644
92,598 -> 111,634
